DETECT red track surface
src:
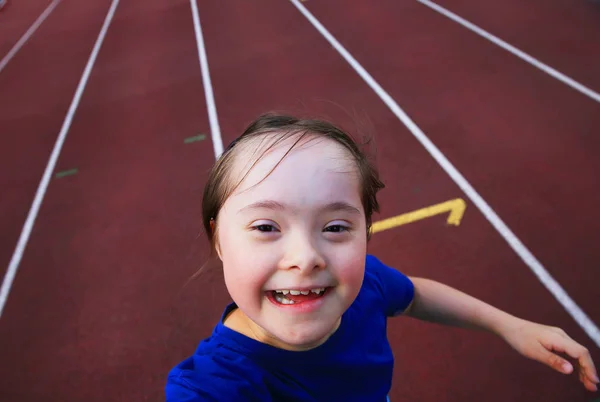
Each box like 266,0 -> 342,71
0,1 -> 598,401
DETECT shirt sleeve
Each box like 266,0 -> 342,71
365,254 -> 415,317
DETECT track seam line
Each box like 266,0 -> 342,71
0,0 -> 121,319
189,0 -> 224,159
417,0 -> 600,103
288,0 -> 600,347
0,0 -> 62,74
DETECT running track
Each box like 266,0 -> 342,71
0,0 -> 599,401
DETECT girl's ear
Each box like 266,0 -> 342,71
210,218 -> 223,260
215,240 -> 223,261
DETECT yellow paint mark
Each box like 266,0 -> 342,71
371,198 -> 466,235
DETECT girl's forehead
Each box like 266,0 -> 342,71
229,134 -> 359,197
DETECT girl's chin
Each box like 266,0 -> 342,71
261,320 -> 341,351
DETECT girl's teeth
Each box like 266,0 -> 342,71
274,288 -> 326,295
274,293 -> 295,304
273,288 -> 328,305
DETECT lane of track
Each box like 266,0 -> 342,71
0,0 -> 113,279
428,0 -> 600,92
0,0 -> 59,60
199,1 -> 596,400
0,0 -> 217,400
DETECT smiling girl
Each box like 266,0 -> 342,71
166,113 -> 598,401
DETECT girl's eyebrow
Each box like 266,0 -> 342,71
238,200 -> 361,215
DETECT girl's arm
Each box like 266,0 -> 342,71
402,277 -> 599,392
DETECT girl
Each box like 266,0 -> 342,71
166,113 -> 598,401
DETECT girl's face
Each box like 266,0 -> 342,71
216,135 -> 367,351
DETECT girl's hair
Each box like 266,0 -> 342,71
201,112 -> 385,259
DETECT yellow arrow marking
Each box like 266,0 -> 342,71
371,198 -> 466,235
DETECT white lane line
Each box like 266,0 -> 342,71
189,0 -> 224,159
418,0 -> 600,103
0,0 -> 121,319
288,0 -> 600,347
0,0 -> 62,74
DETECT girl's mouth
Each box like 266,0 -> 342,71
266,287 -> 331,305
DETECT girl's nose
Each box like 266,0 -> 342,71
279,232 -> 326,274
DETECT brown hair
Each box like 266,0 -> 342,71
201,113 -> 385,257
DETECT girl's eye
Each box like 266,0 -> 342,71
254,224 -> 278,233
324,224 -> 349,233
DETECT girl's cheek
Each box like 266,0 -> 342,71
222,243 -> 275,289
336,243 -> 367,281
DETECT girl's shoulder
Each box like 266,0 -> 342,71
166,303 -> 279,401
361,254 -> 415,317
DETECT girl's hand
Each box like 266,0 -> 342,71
500,319 -> 599,392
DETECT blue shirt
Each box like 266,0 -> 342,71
166,255 -> 414,401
